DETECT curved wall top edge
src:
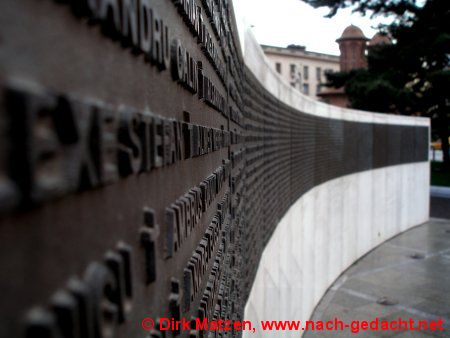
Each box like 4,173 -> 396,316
235,17 -> 429,127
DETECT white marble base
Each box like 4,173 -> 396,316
243,162 -> 430,338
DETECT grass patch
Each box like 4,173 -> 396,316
431,161 -> 450,187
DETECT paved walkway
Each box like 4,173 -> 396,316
304,218 -> 450,338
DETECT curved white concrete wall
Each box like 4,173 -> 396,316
239,25 -> 430,337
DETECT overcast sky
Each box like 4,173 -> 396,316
234,0 -> 393,56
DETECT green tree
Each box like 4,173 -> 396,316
304,0 -> 450,169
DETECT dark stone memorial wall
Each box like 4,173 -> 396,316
0,0 -> 428,337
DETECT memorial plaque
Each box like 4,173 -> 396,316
0,1 -> 428,337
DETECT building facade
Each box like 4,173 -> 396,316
336,25 -> 369,72
318,25 -> 369,107
319,26 -> 391,108
261,44 -> 340,99
262,25 -> 388,106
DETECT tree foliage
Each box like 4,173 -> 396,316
304,0 -> 422,19
304,0 -> 450,168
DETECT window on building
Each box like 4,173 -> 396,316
303,83 -> 309,95
290,64 -> 296,74
303,65 -> 309,80
276,62 -> 282,74
316,67 -> 322,82
316,84 -> 321,94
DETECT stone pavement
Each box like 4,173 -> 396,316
304,218 -> 450,338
